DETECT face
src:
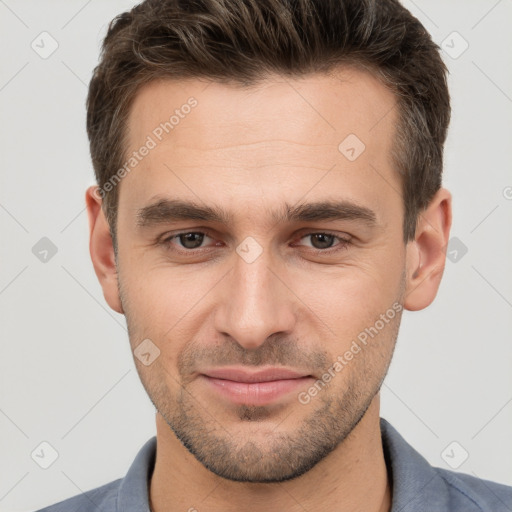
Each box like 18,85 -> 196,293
113,68 -> 408,482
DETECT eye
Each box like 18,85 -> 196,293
161,231 -> 216,251
294,232 -> 352,252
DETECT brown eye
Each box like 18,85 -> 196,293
178,232 -> 205,249
161,231 -> 215,252
308,233 -> 336,249
296,232 -> 351,252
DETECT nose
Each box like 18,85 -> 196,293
214,247 -> 297,351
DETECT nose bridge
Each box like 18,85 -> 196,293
215,244 -> 296,350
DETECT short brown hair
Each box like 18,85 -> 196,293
86,0 -> 450,247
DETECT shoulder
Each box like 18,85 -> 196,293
33,478 -> 122,512
432,466 -> 512,512
32,436 -> 156,512
380,418 -> 512,512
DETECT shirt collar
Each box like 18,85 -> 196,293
117,436 -> 155,512
380,417 -> 447,511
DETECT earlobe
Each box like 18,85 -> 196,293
85,186 -> 124,314
403,188 -> 452,311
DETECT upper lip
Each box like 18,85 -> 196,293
201,367 -> 311,383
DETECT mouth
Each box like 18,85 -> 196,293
199,367 -> 315,406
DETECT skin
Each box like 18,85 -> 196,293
86,67 -> 452,512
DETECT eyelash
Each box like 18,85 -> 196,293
159,230 -> 352,255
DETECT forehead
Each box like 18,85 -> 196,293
120,67 -> 399,221
127,66 -> 396,145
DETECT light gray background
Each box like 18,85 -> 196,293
1,1 -> 511,511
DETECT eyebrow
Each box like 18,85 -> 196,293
136,198 -> 378,228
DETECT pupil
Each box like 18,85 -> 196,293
180,233 -> 204,249
312,233 -> 334,249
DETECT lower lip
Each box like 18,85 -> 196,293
201,375 -> 314,406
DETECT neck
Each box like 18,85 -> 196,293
149,395 -> 391,512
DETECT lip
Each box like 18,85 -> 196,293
200,367 -> 315,406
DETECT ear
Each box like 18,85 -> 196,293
85,186 -> 124,314
404,187 -> 452,311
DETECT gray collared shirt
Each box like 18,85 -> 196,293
35,418 -> 512,511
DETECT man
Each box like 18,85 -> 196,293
37,0 -> 512,511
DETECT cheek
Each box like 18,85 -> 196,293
286,252 -> 404,350
122,255 -> 195,315
299,256 -> 403,308
120,261 -> 221,356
